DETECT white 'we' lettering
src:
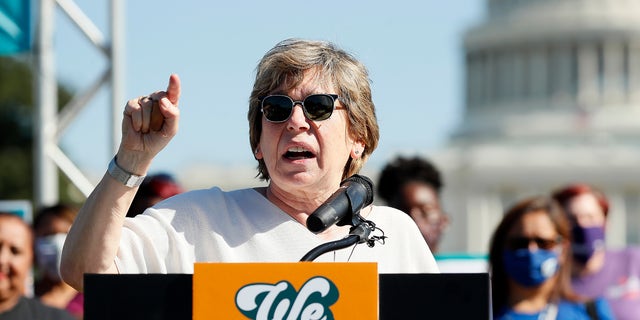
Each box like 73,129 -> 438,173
235,276 -> 339,320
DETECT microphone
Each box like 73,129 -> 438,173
306,174 -> 374,234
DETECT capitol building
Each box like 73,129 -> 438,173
434,0 -> 640,253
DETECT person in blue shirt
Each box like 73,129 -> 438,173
488,196 -> 615,319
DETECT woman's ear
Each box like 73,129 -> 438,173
350,141 -> 365,159
254,146 -> 263,160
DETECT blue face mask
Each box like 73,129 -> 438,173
503,248 -> 559,287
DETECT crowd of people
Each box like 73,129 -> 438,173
0,178 -> 184,319
375,154 -> 638,319
377,153 -> 639,319
2,38 -> 639,319
488,196 -> 615,319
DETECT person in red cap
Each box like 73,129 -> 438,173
126,173 -> 184,218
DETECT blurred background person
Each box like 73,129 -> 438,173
377,156 -> 449,253
0,211 -> 74,319
553,183 -> 640,320
489,196 -> 614,319
126,172 -> 184,218
378,156 -> 486,273
32,204 -> 82,319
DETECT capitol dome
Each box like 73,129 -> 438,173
456,0 -> 640,142
436,0 -> 640,253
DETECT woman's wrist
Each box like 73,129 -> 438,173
107,156 -> 146,187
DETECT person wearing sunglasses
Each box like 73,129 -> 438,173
553,183 -> 640,320
489,196 -> 614,319
61,38 -> 440,292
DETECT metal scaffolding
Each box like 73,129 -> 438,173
34,0 -> 124,208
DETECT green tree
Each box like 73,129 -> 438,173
0,55 -> 79,205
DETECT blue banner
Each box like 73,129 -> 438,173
0,0 -> 31,55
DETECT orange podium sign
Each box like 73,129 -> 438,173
193,262 -> 378,319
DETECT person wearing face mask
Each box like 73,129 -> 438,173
488,196 -> 614,319
0,212 -> 75,319
553,184 -> 640,320
32,204 -> 82,319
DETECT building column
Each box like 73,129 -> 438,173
577,43 -> 600,108
528,47 -> 548,103
512,48 -> 526,105
628,42 -> 640,104
602,41 -> 625,105
466,52 -> 484,110
549,45 -> 573,106
466,193 -> 503,253
484,51 -> 496,106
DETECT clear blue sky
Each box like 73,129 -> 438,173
54,0 -> 484,179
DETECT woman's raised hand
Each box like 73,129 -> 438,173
119,74 -> 181,167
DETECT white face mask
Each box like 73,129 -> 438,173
35,233 -> 67,281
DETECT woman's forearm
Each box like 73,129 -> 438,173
61,172 -> 138,291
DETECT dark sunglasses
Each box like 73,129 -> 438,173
506,236 -> 562,250
260,94 -> 343,123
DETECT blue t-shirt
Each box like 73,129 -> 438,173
495,298 -> 614,320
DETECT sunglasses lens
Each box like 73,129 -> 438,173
303,94 -> 335,121
262,96 -> 293,122
536,238 -> 558,250
507,237 -> 530,250
507,237 -> 559,250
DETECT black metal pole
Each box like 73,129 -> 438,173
299,235 -> 360,262
299,223 -> 373,262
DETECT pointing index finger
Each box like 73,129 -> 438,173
166,74 -> 181,106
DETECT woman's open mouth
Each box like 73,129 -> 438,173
284,146 -> 315,160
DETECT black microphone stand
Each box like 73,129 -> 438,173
300,216 -> 376,262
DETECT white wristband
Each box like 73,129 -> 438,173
107,156 -> 146,187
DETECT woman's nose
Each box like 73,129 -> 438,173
287,104 -> 310,130
0,246 -> 8,265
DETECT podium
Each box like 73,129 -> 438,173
84,272 -> 491,319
